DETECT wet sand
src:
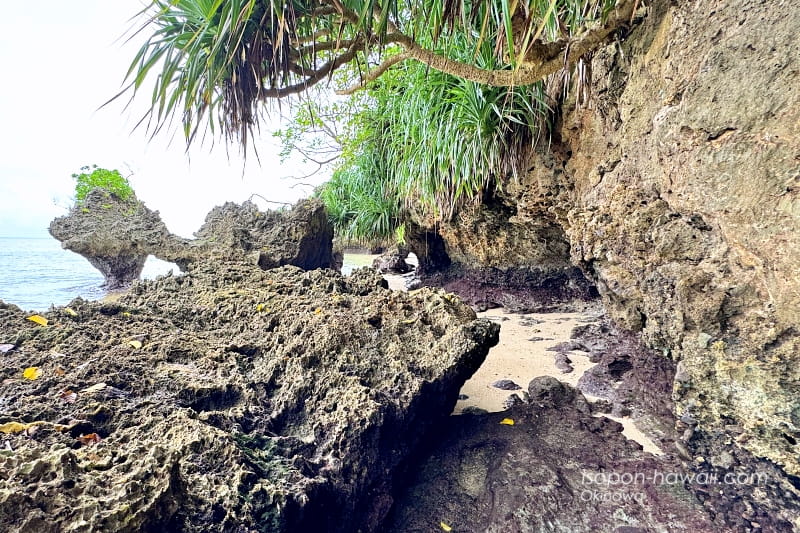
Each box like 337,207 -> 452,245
455,308 -> 664,456
348,253 -> 664,455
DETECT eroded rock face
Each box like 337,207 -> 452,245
410,203 -> 598,311
49,192 -> 334,288
549,0 -> 800,483
0,264 -> 498,532
48,189 -> 186,288
372,246 -> 412,274
195,199 -> 334,270
417,0 -> 799,525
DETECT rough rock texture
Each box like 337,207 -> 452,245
387,378 -> 717,532
48,189 -> 188,288
195,200 -> 334,271
49,193 -> 334,287
419,0 -> 800,525
421,263 -> 597,313
0,264 -> 498,532
371,246 -> 412,274
409,201 -> 598,311
548,0 -> 800,485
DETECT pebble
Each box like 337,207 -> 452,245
492,379 -> 522,391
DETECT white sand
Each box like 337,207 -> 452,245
344,252 -> 664,455
455,308 -> 664,455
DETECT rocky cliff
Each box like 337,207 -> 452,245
414,0 -> 799,527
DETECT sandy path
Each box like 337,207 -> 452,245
456,308 -> 664,455
344,253 -> 664,455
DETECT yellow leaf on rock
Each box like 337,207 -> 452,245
63,307 -> 78,317
499,418 -> 515,426
26,315 -> 48,326
440,522 -> 453,532
23,367 -> 41,380
0,422 -> 30,434
128,340 -> 143,349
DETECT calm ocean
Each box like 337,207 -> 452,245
0,237 -> 373,312
0,237 -> 179,312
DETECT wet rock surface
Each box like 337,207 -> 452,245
406,0 -> 800,524
387,379 -> 716,533
0,264 -> 498,532
420,264 -> 598,313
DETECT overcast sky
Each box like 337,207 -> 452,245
0,1 -> 327,238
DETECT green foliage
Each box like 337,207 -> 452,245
119,0 -> 626,241
319,155 -> 400,241
72,165 -> 134,204
120,0 -> 623,147
320,40 -> 549,238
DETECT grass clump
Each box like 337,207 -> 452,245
72,165 -> 134,204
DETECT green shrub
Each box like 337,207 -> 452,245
72,165 -> 134,204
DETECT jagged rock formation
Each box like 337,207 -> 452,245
48,189 -> 189,288
195,200 -> 334,270
372,245 -> 413,274
407,204 -> 598,312
411,0 -> 800,528
49,191 -> 334,288
0,264 -> 498,532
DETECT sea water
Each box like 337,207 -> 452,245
0,237 -> 179,311
0,237 -> 374,311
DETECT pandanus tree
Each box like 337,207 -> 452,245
121,0 -> 642,238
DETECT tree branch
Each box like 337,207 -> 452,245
337,0 -> 639,91
259,42 -> 361,98
337,52 -> 410,95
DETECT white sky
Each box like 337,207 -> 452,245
0,1 -> 328,238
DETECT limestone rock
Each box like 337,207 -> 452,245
0,264 -> 498,532
371,246 -> 412,274
413,0 -> 800,524
387,383 -> 718,532
49,192 -> 334,288
195,199 -> 333,270
48,189 -> 187,288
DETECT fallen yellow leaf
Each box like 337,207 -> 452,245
63,307 -> 78,317
440,522 -> 453,532
314,307 -> 322,315
128,340 -> 143,349
26,315 -> 48,326
499,418 -> 515,426
22,367 -> 41,380
0,422 -> 30,434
